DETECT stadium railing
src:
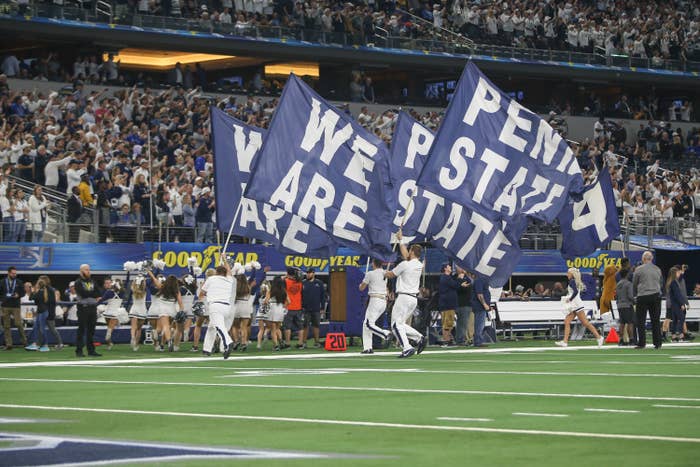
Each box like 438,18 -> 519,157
5,0 -> 700,73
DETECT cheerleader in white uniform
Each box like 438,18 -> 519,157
146,272 -> 165,347
256,279 -> 271,349
128,274 -> 148,351
147,270 -> 184,352
172,273 -> 197,351
192,268 -> 215,352
264,277 -> 288,351
555,268 -> 604,348
232,274 -> 254,352
98,276 -> 128,350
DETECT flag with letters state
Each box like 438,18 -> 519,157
211,107 -> 336,257
244,74 -> 395,260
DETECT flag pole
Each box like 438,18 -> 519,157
220,200 -> 243,263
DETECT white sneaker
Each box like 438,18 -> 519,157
555,341 -> 568,347
597,336 -> 604,348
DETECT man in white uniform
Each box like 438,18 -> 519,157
199,262 -> 236,359
359,259 -> 391,354
385,230 -> 426,358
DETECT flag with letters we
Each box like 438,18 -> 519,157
210,107 -> 336,257
244,75 -> 396,261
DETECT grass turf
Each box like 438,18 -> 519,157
0,340 -> 699,466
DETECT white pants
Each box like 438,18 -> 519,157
363,297 -> 389,351
203,303 -> 233,352
391,294 -> 423,351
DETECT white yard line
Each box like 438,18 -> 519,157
1,377 -> 699,402
653,404 -> 700,410
1,403 -> 697,444
584,408 -> 640,414
437,417 -> 493,422
0,342 -> 697,368
513,412 -> 569,418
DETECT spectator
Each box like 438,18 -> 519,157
666,266 -> 686,342
11,188 -> 27,242
0,187 -> 13,241
195,187 -> 214,243
67,186 -> 83,242
28,185 -> 49,242
632,251 -> 663,349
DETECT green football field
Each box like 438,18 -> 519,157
1,341 -> 699,466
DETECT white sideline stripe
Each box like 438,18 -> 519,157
1,342 -> 698,368
1,404 -> 698,444
584,408 -> 640,414
1,377 -> 699,402
513,412 -> 569,418
438,417 -> 493,422
653,404 -> 700,410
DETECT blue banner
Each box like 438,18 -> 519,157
558,169 -> 621,258
244,74 -> 395,260
390,112 -> 526,286
416,61 -> 584,224
1,242 -> 642,277
211,107 -> 335,257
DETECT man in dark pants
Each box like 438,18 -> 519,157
1,266 -> 27,350
632,251 -> 663,349
470,274 -> 491,348
302,268 -> 326,348
67,186 -> 83,243
74,263 -> 101,357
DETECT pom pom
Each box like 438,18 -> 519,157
123,261 -> 136,271
193,266 -> 202,277
251,261 -> 262,270
232,262 -> 245,275
187,256 -> 198,267
153,258 -> 166,270
244,262 -> 253,272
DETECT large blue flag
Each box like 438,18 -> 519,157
211,107 -> 336,257
391,112 -> 527,286
417,61 -> 583,224
244,74 -> 395,260
558,168 -> 620,259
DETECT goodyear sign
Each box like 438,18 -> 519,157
565,251 -> 643,271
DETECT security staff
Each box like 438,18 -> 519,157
74,264 -> 102,357
1,266 -> 26,350
302,268 -> 326,348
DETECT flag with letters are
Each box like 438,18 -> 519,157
211,107 -> 336,257
244,74 -> 396,260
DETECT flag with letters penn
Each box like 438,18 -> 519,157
558,168 -> 620,258
210,107 -> 336,257
391,112 -> 527,286
417,61 -> 584,225
244,74 -> 396,260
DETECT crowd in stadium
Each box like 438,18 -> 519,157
0,73 -> 699,243
19,0 -> 700,64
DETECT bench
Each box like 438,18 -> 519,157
494,298 -> 601,340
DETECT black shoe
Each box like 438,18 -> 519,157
654,345 -> 662,350
398,348 -> 416,358
240,345 -> 247,352
75,351 -> 85,358
88,352 -> 102,357
273,345 -> 280,352
280,342 -> 290,349
361,349 -> 374,354
475,343 -> 489,348
232,342 -> 240,351
202,350 -> 211,356
223,344 -> 232,360
416,337 -> 426,355
296,344 -> 306,349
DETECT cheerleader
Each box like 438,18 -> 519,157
191,268 -> 215,352
146,270 -> 166,348
555,268 -> 604,348
128,274 -> 149,351
232,274 -> 254,352
173,272 -> 197,351
98,276 -> 128,350
264,277 -> 288,351
256,279 -> 271,349
147,269 -> 185,352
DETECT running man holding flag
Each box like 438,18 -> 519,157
385,229 -> 426,358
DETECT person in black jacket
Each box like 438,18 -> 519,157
666,267 -> 687,342
74,263 -> 102,357
67,186 -> 83,243
26,276 -> 52,352
301,268 -> 326,348
438,263 -> 470,346
1,266 -> 27,350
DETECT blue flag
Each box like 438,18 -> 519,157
417,62 -> 583,224
244,74 -> 395,260
558,169 -> 620,259
211,107 -> 336,257
391,112 -> 528,286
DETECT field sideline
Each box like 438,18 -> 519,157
1,342 -> 699,466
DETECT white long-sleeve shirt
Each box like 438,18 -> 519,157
44,156 -> 72,187
66,168 -> 86,194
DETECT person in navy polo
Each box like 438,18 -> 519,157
302,268 -> 326,349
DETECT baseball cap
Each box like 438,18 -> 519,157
306,267 -> 315,274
